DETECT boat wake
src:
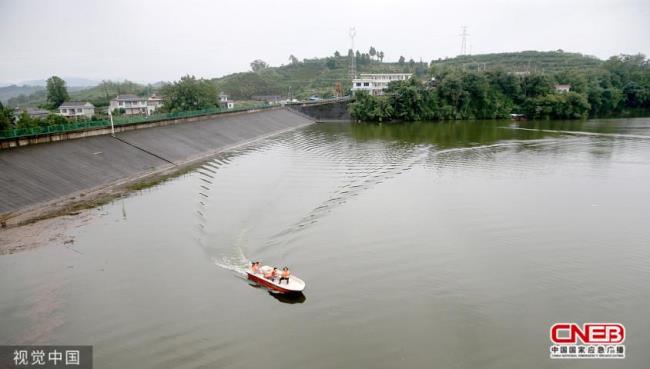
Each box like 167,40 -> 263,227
194,156 -> 254,275
501,126 -> 650,140
263,145 -> 431,250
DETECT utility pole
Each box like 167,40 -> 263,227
108,108 -> 115,136
348,27 -> 357,81
459,26 -> 469,56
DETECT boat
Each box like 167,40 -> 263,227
247,265 -> 306,294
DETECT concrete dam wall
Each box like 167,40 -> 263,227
289,99 -> 352,121
0,108 -> 313,220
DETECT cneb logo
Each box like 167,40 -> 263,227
550,323 -> 625,344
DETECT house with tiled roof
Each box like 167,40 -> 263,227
58,101 -> 95,118
109,94 -> 163,115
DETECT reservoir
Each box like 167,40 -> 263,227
1,118 -> 649,368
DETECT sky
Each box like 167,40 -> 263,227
0,0 -> 649,84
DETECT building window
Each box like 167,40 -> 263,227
355,83 -> 361,87
363,82 -> 369,87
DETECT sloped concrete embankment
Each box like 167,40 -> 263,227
0,109 -> 313,225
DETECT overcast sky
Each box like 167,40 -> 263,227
1,0 -> 648,84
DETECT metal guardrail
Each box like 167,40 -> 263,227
0,105 -> 273,140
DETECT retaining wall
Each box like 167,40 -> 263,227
0,109 -> 313,218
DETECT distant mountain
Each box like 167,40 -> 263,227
0,85 -> 45,104
5,80 -> 157,108
17,77 -> 101,87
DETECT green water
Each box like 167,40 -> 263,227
1,118 -> 649,368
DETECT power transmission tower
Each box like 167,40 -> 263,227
348,27 -> 357,81
459,26 -> 469,56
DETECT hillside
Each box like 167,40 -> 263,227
213,51 -> 605,99
212,56 -> 415,100
0,85 -> 45,103
6,81 -> 156,108
430,50 -> 603,73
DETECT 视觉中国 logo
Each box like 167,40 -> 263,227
550,323 -> 625,359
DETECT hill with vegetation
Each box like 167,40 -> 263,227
211,56 -> 415,100
212,50 -> 608,100
0,85 -> 45,104
430,50 -> 603,73
7,80 -> 157,108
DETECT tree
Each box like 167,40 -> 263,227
15,111 -> 38,129
160,75 -> 218,112
326,58 -> 337,70
334,51 -> 341,58
0,101 -> 14,130
398,56 -> 406,65
250,59 -> 269,72
350,91 -> 394,122
369,47 -> 376,59
46,76 -> 69,108
43,113 -> 68,127
289,55 -> 299,65
378,51 -> 385,63
408,59 -> 416,69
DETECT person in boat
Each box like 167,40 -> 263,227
251,261 -> 260,274
263,267 -> 278,281
279,267 -> 291,284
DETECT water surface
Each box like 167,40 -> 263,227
1,118 -> 649,368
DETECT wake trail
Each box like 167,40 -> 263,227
501,126 -> 650,140
262,138 -> 564,251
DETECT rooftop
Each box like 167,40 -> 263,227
113,94 -> 144,101
59,101 -> 94,108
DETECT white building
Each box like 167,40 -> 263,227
219,92 -> 234,109
554,84 -> 571,93
110,94 -> 163,116
147,94 -> 164,114
58,101 -> 95,118
351,73 -> 413,96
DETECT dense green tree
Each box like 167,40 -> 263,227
326,58 -> 337,70
378,51 -> 385,63
46,76 -> 69,108
408,59 -> 416,69
523,91 -> 590,119
398,56 -> 405,65
250,59 -> 269,72
334,51 -> 341,58
160,75 -> 218,112
0,101 -> 14,130
369,46 -> 376,59
349,91 -> 392,122
15,111 -> 38,129
289,55 -> 299,65
386,78 -> 435,121
521,74 -> 554,98
43,113 -> 68,126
